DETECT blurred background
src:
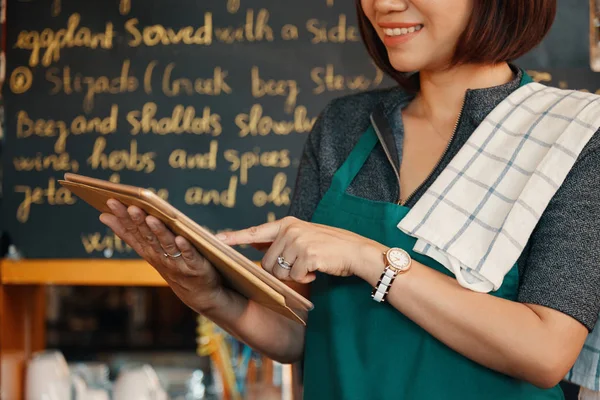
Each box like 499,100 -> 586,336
0,0 -> 598,398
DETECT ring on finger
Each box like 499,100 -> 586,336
277,255 -> 292,270
164,251 -> 182,259
161,245 -> 182,259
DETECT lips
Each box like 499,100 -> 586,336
382,24 -> 423,37
378,23 -> 424,46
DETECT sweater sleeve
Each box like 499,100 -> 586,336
518,131 -> 600,331
287,104 -> 330,222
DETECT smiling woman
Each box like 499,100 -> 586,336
100,1 -> 600,400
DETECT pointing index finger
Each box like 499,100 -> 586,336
218,220 -> 284,246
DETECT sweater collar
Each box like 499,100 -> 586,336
370,64 -> 525,166
375,64 -> 524,125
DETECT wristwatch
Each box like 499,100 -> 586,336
371,247 -> 412,303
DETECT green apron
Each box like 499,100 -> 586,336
303,75 -> 564,400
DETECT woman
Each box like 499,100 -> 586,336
101,0 -> 600,398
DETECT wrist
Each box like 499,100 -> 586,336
197,286 -> 246,318
353,240 -> 389,286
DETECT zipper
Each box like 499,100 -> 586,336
370,113 -> 402,203
370,94 -> 468,205
400,95 -> 467,206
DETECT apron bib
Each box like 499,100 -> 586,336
303,122 -> 564,399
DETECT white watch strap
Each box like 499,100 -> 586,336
371,267 -> 398,302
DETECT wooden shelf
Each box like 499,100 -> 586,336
0,259 -> 168,286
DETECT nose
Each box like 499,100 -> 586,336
373,0 -> 409,13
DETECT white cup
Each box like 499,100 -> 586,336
113,364 -> 167,400
71,374 -> 88,400
84,388 -> 110,400
25,350 -> 71,400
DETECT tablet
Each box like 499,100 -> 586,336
58,173 -> 313,325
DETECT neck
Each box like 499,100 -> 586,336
412,62 -> 514,130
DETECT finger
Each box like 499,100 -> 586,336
127,206 -> 163,254
145,215 -> 181,258
261,233 -> 287,276
218,219 -> 288,246
289,257 -> 317,284
174,236 -> 220,283
99,213 -> 145,255
174,235 -> 202,266
106,199 -> 147,247
273,247 -> 296,281
262,234 -> 296,281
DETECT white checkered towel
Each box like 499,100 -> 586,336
397,82 -> 600,389
398,82 -> 600,291
568,330 -> 600,391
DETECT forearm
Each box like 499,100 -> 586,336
355,243 -> 585,388
201,288 -> 306,364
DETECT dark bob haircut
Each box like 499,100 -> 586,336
356,0 -> 557,89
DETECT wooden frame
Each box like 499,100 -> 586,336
1,259 -> 167,286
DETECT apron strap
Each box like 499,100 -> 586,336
520,70 -> 534,86
330,126 -> 379,193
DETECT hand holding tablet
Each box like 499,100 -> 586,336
58,173 -> 313,325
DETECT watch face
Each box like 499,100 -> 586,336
387,248 -> 411,271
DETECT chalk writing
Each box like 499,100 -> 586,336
236,104 -> 315,137
14,13 -> 114,67
251,66 -> 299,112
224,148 -> 290,185
281,24 -> 299,40
46,60 -> 138,113
306,14 -> 359,44
227,0 -> 240,13
126,9 -> 273,47
312,64 -> 384,94
526,70 -> 553,83
2,0 -> 394,259
184,176 -> 238,208
214,9 -> 274,43
14,178 -> 77,223
52,0 -> 61,16
253,173 -> 291,207
13,152 -> 79,172
161,64 -> 232,97
126,14 -> 212,47
17,105 -> 118,153
10,66 -> 33,94
127,103 -> 222,136
120,0 -> 132,15
87,137 -> 156,173
169,140 -> 219,170
82,231 -> 133,254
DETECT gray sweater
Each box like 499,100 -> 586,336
288,66 -> 600,331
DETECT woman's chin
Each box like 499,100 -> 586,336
387,57 -> 425,75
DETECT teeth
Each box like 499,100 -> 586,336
384,25 -> 423,37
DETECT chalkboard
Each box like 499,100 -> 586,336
1,0 -> 395,259
518,0 -> 592,69
1,0 -> 600,259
